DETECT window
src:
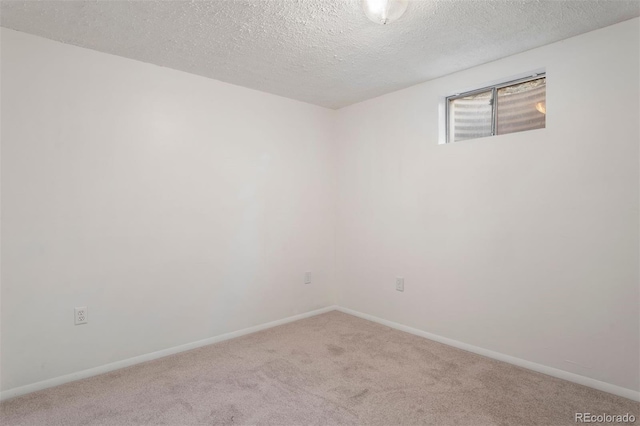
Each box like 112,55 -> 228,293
446,74 -> 546,143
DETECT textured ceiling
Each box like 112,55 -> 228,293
1,0 -> 638,109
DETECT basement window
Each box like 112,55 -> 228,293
446,73 -> 546,143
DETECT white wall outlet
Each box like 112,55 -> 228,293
75,307 -> 88,325
396,277 -> 404,292
304,272 -> 311,284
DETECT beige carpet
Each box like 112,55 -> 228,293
1,311 -> 638,425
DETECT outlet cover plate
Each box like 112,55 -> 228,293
75,307 -> 88,325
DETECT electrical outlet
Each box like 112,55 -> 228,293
75,307 -> 88,325
304,272 -> 311,284
396,277 -> 404,292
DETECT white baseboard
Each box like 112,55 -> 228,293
335,306 -> 640,402
0,305 -> 338,402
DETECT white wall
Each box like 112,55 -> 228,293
334,18 -> 639,393
2,18 -> 639,398
1,28 -> 336,391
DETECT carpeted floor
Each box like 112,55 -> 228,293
1,311 -> 638,425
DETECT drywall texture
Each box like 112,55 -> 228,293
334,18 -> 640,392
1,0 -> 638,109
0,28 -> 336,391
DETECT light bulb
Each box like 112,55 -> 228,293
362,0 -> 408,25
535,102 -> 546,115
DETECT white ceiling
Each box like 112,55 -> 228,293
1,0 -> 638,109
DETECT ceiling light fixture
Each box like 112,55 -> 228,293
362,0 -> 408,25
